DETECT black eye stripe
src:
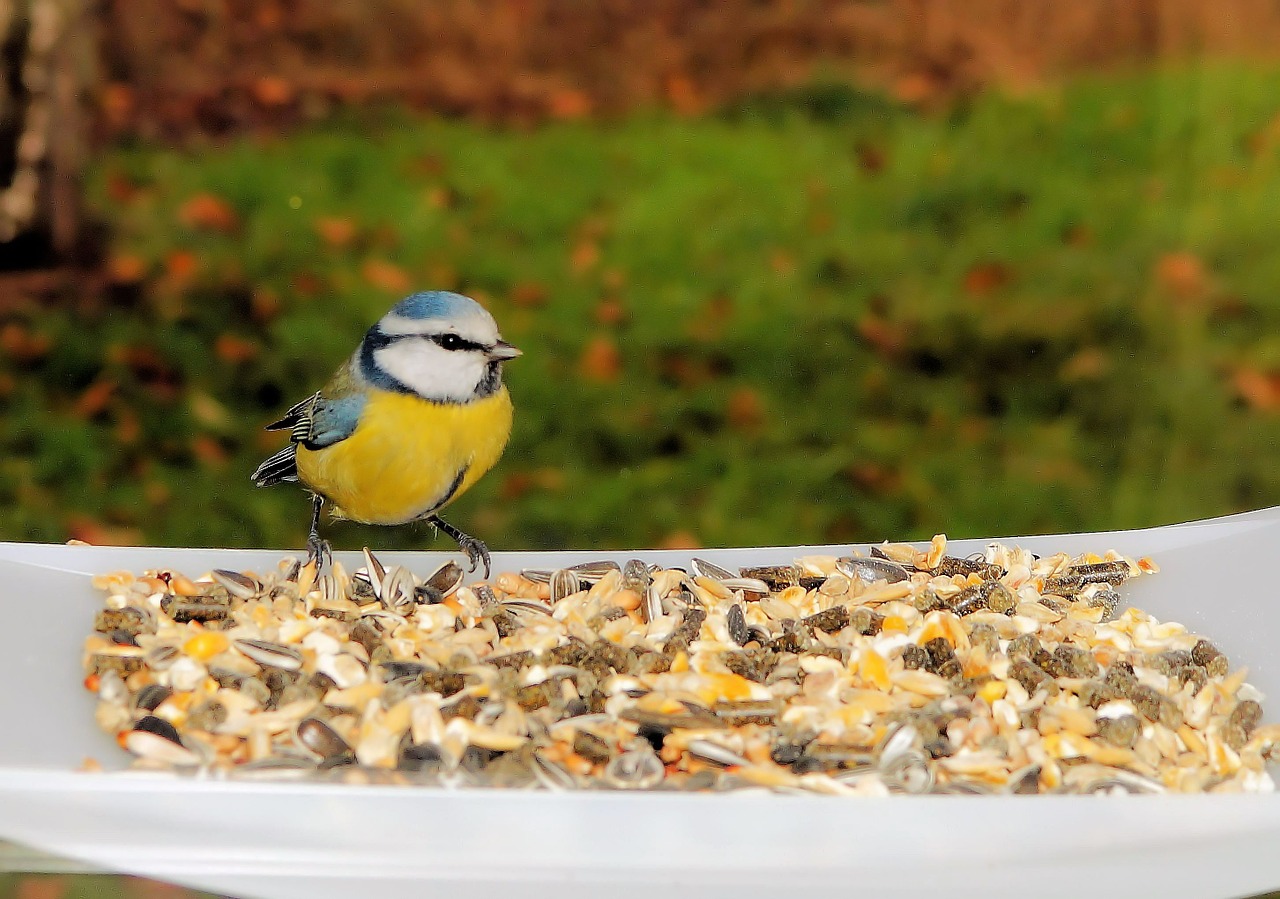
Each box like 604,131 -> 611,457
430,333 -> 485,352
364,325 -> 486,353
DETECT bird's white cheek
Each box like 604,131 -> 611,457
374,342 -> 484,402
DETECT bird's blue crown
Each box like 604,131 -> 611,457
390,291 -> 478,321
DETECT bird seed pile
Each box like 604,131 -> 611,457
83,538 -> 1279,794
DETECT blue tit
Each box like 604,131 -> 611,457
252,290 -> 520,575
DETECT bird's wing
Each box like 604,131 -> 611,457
269,359 -> 369,448
300,391 -> 367,450
253,368 -> 368,487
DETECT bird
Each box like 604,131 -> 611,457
251,290 -> 520,577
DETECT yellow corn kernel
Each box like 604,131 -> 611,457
695,672 -> 755,704
880,614 -> 908,633
858,648 -> 891,690
182,631 -> 230,662
978,680 -> 1007,704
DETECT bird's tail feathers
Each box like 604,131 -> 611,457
265,392 -> 318,432
252,445 -> 299,487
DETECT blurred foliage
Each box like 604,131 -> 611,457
97,0 -> 1280,137
1,63 -> 1278,552
0,873 -> 215,899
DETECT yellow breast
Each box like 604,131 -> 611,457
295,386 -> 513,525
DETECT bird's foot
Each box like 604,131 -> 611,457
428,515 -> 491,579
305,533 -> 332,571
304,494 -> 330,572
457,534 -> 491,579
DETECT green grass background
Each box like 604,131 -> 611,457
4,61 -> 1280,899
2,63 -> 1278,554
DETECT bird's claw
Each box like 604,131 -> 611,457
306,534 -> 332,571
427,514 -> 491,579
459,535 -> 491,579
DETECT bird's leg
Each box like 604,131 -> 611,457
428,514 -> 491,578
305,493 -> 331,569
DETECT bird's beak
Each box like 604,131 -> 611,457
489,340 -> 522,361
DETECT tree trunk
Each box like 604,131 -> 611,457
0,0 -> 93,269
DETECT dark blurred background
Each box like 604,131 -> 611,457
1,0 -> 1279,553
4,3 -> 1280,897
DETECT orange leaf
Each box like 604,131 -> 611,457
362,259 -> 411,294
846,461 -> 901,496
315,216 -> 357,248
425,187 -> 455,210
658,530 -> 701,550
165,249 -> 199,284
254,0 -> 284,29
412,155 -> 446,178
191,435 -> 229,468
857,315 -> 904,356
215,334 -> 259,364
115,407 -> 140,445
73,379 -> 117,419
570,240 -> 599,275
855,142 -> 887,174
665,74 -> 705,116
894,72 -> 942,106
807,210 -> 834,234
1059,347 -> 1110,382
144,480 -> 171,506
291,271 -> 325,297
105,170 -> 140,204
15,875 -> 69,899
179,193 -> 239,233
593,297 -> 627,326
1062,224 -> 1093,247
251,287 -> 282,323
500,467 -> 565,499
579,336 -> 621,383
499,471 -> 534,501
510,281 -> 549,308
769,250 -> 795,275
106,254 -> 146,285
1155,252 -> 1208,300
64,515 -> 143,547
531,467 -> 567,491
1232,367 -> 1280,411
250,75 -> 294,108
109,343 -> 167,378
662,353 -> 709,388
963,262 -> 1012,296
99,82 -> 135,132
548,88 -> 592,120
0,323 -> 51,362
726,386 -> 765,432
